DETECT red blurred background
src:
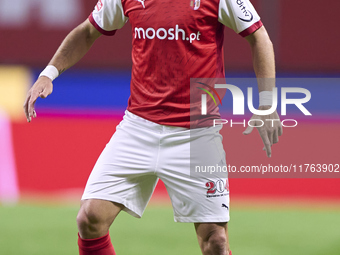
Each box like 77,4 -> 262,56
0,0 -> 339,203
1,0 -> 339,72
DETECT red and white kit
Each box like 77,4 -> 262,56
89,0 -> 262,127
82,0 -> 262,222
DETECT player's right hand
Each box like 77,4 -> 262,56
243,106 -> 283,158
23,76 -> 53,122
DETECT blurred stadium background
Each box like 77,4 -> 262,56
0,0 -> 339,254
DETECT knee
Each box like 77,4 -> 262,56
202,232 -> 228,255
77,199 -> 123,238
76,205 -> 101,230
76,202 -> 112,238
77,205 -> 102,230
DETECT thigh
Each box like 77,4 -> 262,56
82,114 -> 159,218
159,126 -> 230,223
162,174 -> 230,222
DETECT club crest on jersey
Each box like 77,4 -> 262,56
190,0 -> 200,10
96,0 -> 103,11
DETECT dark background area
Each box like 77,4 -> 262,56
1,0 -> 339,73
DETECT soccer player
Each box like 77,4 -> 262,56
23,0 -> 282,254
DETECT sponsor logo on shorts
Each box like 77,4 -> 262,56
205,179 -> 229,198
236,0 -> 254,22
222,203 -> 229,209
134,25 -> 201,44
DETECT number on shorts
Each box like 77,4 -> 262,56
206,181 -> 216,194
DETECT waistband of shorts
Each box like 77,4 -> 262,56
123,110 -> 189,134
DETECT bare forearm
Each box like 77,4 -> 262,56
49,19 -> 101,75
246,26 -> 275,92
244,27 -> 282,158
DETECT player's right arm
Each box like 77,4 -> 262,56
23,19 -> 102,122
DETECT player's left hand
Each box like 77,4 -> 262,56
243,106 -> 283,158
23,76 -> 53,122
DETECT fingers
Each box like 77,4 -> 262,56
258,128 -> 272,158
273,122 -> 283,144
39,88 -> 50,99
244,111 -> 283,158
25,90 -> 39,122
268,129 -> 274,145
273,129 -> 279,144
278,125 -> 283,136
244,119 -> 271,157
23,92 -> 36,122
243,125 -> 254,135
23,77 -> 53,122
23,95 -> 31,122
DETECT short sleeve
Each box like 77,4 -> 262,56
89,0 -> 128,36
218,0 -> 263,37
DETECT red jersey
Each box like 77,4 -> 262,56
89,0 -> 262,128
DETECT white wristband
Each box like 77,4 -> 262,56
39,65 -> 59,81
259,91 -> 273,106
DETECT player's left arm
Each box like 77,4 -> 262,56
243,26 -> 283,158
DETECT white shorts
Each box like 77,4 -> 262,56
82,111 -> 230,223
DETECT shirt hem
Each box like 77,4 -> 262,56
88,13 -> 117,36
174,216 -> 230,223
239,20 -> 263,37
